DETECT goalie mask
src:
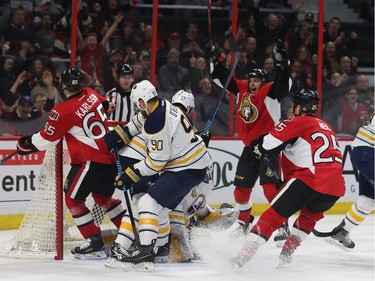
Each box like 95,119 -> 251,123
172,90 -> 195,114
130,80 -> 158,112
293,88 -> 319,115
60,68 -> 83,92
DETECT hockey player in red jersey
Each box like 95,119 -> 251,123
230,88 -> 346,269
16,68 -> 126,259
209,40 -> 291,238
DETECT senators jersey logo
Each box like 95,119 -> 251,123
239,94 -> 258,123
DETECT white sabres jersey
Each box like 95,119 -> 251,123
351,121 -> 375,148
118,112 -> 147,160
134,99 -> 211,175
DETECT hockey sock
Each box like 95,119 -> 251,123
66,197 -> 101,239
262,183 -> 278,203
234,187 -> 253,223
251,207 -> 286,240
344,196 -> 374,232
293,207 -> 324,234
92,193 -> 126,228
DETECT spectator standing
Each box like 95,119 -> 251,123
3,7 -> 36,57
189,56 -> 209,94
30,68 -> 63,105
102,49 -> 124,92
236,43 -> 257,80
323,16 -> 358,57
355,74 -> 374,114
194,78 -> 229,136
158,48 -> 189,93
80,12 -> 124,83
156,32 -> 182,68
339,86 -> 369,136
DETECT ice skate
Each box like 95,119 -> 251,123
121,244 -> 156,272
105,242 -> 130,269
277,235 -> 301,268
229,240 -> 259,270
229,217 -> 253,239
155,243 -> 170,263
274,222 -> 291,247
324,221 -> 355,251
72,234 -> 106,260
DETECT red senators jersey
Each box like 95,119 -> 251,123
262,115 -> 345,197
31,88 -> 115,165
235,80 -> 281,146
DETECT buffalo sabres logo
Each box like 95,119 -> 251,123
239,94 -> 258,123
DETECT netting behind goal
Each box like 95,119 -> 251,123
6,141 -> 122,260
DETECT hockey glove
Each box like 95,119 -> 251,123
115,166 -> 141,190
105,125 -> 131,151
17,136 -> 39,156
273,39 -> 289,69
199,131 -> 211,147
205,45 -> 226,65
249,139 -> 263,160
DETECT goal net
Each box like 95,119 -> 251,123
6,141 -> 123,259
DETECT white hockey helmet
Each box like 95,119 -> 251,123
130,80 -> 158,111
172,90 -> 195,114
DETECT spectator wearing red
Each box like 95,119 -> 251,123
339,86 -> 369,136
80,12 -> 124,83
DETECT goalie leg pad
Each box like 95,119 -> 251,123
199,206 -> 239,229
169,225 -> 194,263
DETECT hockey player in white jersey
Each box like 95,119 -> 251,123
323,113 -> 374,250
106,81 -> 211,271
104,89 -> 237,267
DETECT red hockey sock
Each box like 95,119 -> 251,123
262,183 -> 278,203
252,207 -> 287,240
234,187 -> 253,223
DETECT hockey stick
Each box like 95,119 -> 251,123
312,227 -> 343,238
203,31 -> 239,134
113,147 -> 141,246
0,151 -> 18,165
207,0 -> 214,73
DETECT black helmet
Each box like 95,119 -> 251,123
116,63 -> 134,77
247,68 -> 269,84
60,68 -> 83,91
293,88 -> 319,114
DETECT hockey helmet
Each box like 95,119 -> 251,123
172,90 -> 195,114
130,80 -> 158,110
60,67 -> 83,91
247,68 -> 269,84
116,63 -> 134,77
293,88 -> 319,115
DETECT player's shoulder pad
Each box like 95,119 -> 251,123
144,99 -> 167,135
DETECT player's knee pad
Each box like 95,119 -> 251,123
356,195 -> 375,214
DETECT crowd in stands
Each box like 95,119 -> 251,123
0,0 -> 373,137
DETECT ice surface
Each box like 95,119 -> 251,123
0,215 -> 373,281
